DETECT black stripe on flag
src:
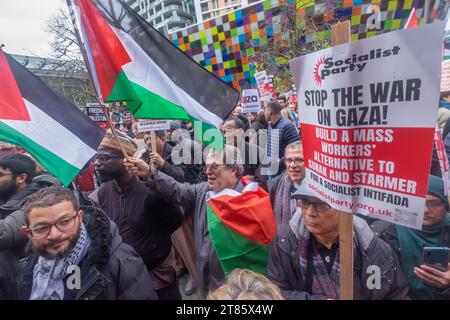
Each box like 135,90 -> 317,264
6,53 -> 105,151
94,0 -> 239,121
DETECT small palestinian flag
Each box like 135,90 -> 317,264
206,181 -> 276,276
0,50 -> 105,185
68,0 -> 238,144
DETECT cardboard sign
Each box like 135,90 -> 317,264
254,70 -> 272,100
241,89 -> 261,113
85,103 -> 108,122
138,120 -> 170,132
290,22 -> 445,229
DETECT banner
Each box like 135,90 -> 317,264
290,22 -> 445,229
241,89 -> 261,113
138,120 -> 170,132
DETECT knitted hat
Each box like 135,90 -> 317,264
427,174 -> 448,206
99,129 -> 137,156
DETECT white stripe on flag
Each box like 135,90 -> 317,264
2,98 -> 97,169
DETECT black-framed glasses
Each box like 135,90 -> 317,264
27,212 -> 79,239
285,158 -> 304,165
299,199 -> 331,213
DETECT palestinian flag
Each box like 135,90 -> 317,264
0,50 -> 105,186
68,0 -> 238,143
206,180 -> 276,276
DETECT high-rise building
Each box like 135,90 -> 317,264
126,0 -> 196,35
194,0 -> 262,23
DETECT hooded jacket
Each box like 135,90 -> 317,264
17,206 -> 158,300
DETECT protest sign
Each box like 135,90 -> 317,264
241,89 -> 261,113
434,126 -> 450,196
254,70 -> 272,100
440,59 -> 450,92
138,120 -> 170,132
86,103 -> 108,122
290,22 -> 445,229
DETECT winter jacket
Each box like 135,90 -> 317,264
370,219 -> 450,299
17,206 -> 158,300
267,211 -> 410,300
0,173 -> 60,300
96,177 -> 183,270
146,169 -> 245,298
268,116 -> 300,161
140,143 -> 185,182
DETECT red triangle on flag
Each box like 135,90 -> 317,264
0,51 -> 30,121
405,8 -> 419,29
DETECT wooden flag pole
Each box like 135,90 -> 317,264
331,20 -> 354,301
66,0 -> 129,161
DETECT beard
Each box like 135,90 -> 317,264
32,227 -> 81,260
0,179 -> 18,201
96,170 -> 122,185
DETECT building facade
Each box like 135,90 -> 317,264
11,54 -> 94,108
126,0 -> 196,34
194,0 -> 262,23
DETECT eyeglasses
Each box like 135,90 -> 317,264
205,163 -> 224,172
25,212 -> 79,239
299,199 -> 331,213
425,200 -> 447,211
285,158 -> 304,165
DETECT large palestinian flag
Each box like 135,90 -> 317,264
68,0 -> 238,141
0,50 -> 105,185
206,181 -> 276,276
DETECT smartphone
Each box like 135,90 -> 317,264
423,246 -> 450,272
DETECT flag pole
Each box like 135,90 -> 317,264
66,0 -> 129,160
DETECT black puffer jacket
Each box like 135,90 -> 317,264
0,173 -> 60,300
267,212 -> 410,300
17,206 -> 158,300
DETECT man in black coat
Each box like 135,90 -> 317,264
93,129 -> 183,300
0,154 -> 61,299
17,187 -> 157,300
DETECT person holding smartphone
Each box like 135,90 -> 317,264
371,175 -> 450,299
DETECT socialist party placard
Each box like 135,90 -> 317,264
289,22 -> 445,229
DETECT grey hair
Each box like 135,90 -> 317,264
207,144 -> 244,178
207,268 -> 284,300
285,141 -> 303,153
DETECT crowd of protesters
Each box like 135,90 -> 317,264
0,94 -> 449,301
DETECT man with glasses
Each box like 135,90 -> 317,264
123,145 -> 247,298
371,174 -> 450,299
0,153 -> 60,299
269,141 -> 305,238
267,183 -> 409,300
17,186 -> 157,300
93,130 -> 183,300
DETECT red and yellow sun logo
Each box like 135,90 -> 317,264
313,56 -> 327,86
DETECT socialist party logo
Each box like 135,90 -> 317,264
313,45 -> 400,86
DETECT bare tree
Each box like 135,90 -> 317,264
46,6 -> 85,73
250,0 -> 338,92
